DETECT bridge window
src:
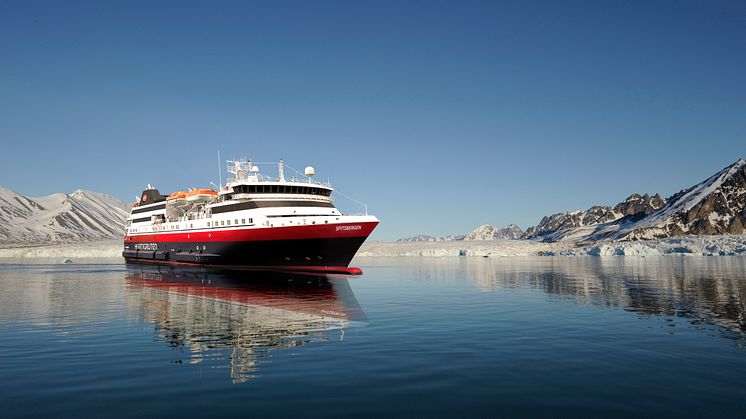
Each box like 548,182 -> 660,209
231,184 -> 330,196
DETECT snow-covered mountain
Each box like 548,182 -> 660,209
396,234 -> 464,243
397,224 -> 524,242
0,188 -> 130,244
522,194 -> 666,241
463,224 -> 524,240
623,159 -> 746,240
525,159 -> 746,242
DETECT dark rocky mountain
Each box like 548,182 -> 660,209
522,192 -> 667,241
582,206 -> 619,225
397,159 -> 745,244
613,193 -> 666,217
522,211 -> 585,240
623,159 -> 746,239
523,159 -> 745,242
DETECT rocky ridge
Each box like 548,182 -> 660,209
522,193 -> 666,241
525,159 -> 746,242
396,159 -> 745,245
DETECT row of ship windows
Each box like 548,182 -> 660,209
231,184 -> 332,196
144,218 -> 255,232
207,218 -> 253,227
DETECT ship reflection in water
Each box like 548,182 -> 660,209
2,258 -> 746,416
124,264 -> 366,383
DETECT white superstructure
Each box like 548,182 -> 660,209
122,157 -> 378,271
125,159 -> 375,237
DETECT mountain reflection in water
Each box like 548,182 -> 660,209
402,256 -> 746,337
2,258 -> 746,416
124,264 -> 366,383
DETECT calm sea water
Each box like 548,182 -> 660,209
1,257 -> 746,418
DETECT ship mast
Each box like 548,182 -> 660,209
278,159 -> 285,182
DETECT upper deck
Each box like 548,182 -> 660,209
224,159 -> 330,188
214,158 -> 333,202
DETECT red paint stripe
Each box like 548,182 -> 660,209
126,279 -> 351,318
125,221 -> 378,244
125,258 -> 364,275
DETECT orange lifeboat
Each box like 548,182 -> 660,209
167,191 -> 187,200
186,188 -> 218,203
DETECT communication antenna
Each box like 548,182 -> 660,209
279,159 -> 286,182
217,150 -> 222,189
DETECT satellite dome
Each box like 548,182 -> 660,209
304,166 -> 315,177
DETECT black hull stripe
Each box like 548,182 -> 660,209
123,236 -> 367,267
131,203 -> 166,214
210,200 -> 335,214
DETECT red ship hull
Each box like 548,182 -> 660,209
123,221 -> 378,274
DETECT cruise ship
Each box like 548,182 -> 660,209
122,159 -> 379,274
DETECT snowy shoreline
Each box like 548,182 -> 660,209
0,240 -> 123,260
359,235 -> 746,257
0,235 -> 745,262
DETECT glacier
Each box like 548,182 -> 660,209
358,235 -> 746,258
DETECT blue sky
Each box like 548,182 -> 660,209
1,0 -> 744,240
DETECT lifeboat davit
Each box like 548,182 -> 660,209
185,188 -> 218,203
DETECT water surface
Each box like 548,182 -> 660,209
1,257 -> 745,417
